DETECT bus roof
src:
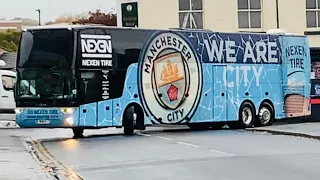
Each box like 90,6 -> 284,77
22,24 -> 307,37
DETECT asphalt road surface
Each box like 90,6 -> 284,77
35,127 -> 320,180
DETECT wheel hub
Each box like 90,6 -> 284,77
133,113 -> 137,125
259,107 -> 271,123
242,107 -> 252,124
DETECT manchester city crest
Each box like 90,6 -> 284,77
139,32 -> 202,124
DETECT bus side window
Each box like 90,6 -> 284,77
80,71 -> 98,104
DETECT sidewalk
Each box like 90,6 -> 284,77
0,135 -> 49,179
0,113 -> 18,128
249,122 -> 320,139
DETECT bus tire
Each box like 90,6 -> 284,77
228,101 -> 255,129
256,101 -> 274,126
72,128 -> 84,138
123,106 -> 135,135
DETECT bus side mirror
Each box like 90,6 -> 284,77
0,60 -> 6,67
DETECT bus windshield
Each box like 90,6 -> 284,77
17,29 -> 74,68
15,29 -> 76,106
15,68 -> 77,106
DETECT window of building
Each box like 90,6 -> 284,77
2,75 -> 15,91
306,0 -> 320,28
179,0 -> 203,29
237,0 -> 262,29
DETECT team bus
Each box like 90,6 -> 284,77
14,25 -> 311,137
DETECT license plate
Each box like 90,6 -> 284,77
35,120 -> 51,124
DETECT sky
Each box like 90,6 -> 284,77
0,0 -> 116,23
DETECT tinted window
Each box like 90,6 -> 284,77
108,29 -> 151,98
79,71 -> 99,104
18,29 -> 74,68
78,28 -> 152,100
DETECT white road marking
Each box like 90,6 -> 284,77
178,142 -> 200,148
155,136 -> 173,140
136,132 -> 151,137
209,149 -> 234,156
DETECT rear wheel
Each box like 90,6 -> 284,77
72,128 -> 84,138
256,102 -> 274,126
228,101 -> 256,129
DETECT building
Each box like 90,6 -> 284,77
116,0 -> 320,47
0,20 -> 22,31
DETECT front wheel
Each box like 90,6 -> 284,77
72,128 -> 84,138
123,106 -> 136,135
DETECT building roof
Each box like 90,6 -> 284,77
0,20 -> 22,23
0,52 -> 17,70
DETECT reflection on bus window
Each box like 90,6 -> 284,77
312,61 -> 320,79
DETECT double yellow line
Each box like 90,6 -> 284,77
25,138 -> 83,180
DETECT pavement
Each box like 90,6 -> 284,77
40,125 -> 320,180
1,122 -> 320,179
249,122 -> 320,139
0,133 -> 49,180
0,114 -> 17,128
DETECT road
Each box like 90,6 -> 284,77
30,127 -> 320,180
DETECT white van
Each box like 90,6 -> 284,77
0,70 -> 16,113
0,69 -> 16,126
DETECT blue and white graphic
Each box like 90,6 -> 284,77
138,32 -> 202,124
281,36 -> 311,117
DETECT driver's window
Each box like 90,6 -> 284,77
20,80 -> 36,95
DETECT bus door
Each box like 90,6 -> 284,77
212,65 -> 227,121
78,70 -> 99,127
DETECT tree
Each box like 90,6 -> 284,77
46,13 -> 88,25
72,9 -> 117,26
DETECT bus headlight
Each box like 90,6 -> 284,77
15,108 -> 24,114
65,117 -> 74,125
60,108 -> 76,114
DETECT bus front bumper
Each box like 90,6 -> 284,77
15,107 -> 78,128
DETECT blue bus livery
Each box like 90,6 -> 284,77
14,25 -> 311,137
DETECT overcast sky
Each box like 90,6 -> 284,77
0,0 -> 116,23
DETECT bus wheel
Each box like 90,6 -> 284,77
72,128 -> 84,138
239,102 -> 256,128
123,106 -> 135,135
229,102 -> 255,129
257,102 -> 274,126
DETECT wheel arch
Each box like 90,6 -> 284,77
239,99 -> 256,115
259,99 -> 275,112
122,102 -> 145,126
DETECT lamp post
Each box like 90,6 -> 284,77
35,9 -> 41,26
276,0 -> 279,28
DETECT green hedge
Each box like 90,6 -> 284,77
0,30 -> 20,52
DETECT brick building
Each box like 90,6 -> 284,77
0,20 -> 22,31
